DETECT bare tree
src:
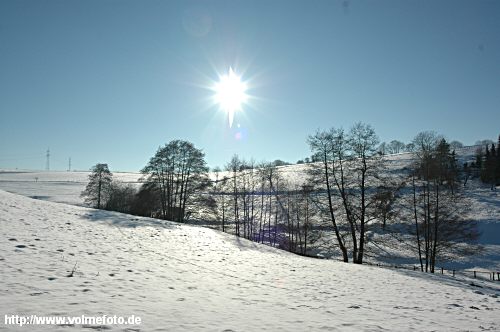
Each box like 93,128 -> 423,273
402,134 -> 480,272
387,140 -> 406,154
308,128 -> 349,262
378,142 -> 387,155
141,140 -> 209,222
212,166 -> 229,232
308,123 -> 394,263
347,122 -> 384,263
225,155 -> 242,236
105,181 -> 137,213
81,163 -> 113,209
449,140 -> 464,150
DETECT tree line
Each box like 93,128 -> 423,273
467,135 -> 500,189
82,125 -> 497,272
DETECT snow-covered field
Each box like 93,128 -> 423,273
0,170 -> 142,206
1,190 -> 499,331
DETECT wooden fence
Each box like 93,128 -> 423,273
362,261 -> 500,282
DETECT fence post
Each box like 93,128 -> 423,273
441,267 -> 443,274
452,270 -> 455,277
474,271 -> 476,278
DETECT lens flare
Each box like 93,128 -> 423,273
214,68 -> 248,127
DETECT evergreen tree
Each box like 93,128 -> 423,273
497,135 -> 500,155
497,135 -> 500,185
481,144 -> 497,189
475,148 -> 483,169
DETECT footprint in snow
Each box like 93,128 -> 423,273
81,324 -> 111,330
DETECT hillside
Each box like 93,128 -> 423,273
1,148 -> 499,272
1,190 -> 499,331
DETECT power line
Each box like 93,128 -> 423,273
45,148 -> 50,171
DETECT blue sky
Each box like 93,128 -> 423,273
1,0 -> 499,171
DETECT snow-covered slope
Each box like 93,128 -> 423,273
1,190 -> 499,331
1,149 -> 499,272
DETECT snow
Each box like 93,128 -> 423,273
1,190 -> 499,331
1,148 -> 499,273
0,170 -> 142,206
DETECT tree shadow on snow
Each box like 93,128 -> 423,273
79,209 -> 176,230
387,265 -> 500,294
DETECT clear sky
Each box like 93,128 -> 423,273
1,0 -> 499,171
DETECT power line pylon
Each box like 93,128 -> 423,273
45,148 -> 50,171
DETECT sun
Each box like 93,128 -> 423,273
214,68 -> 248,128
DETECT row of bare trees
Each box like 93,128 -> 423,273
207,125 -> 480,270
210,157 -> 320,255
82,125 -> 481,272
306,123 -> 396,263
81,140 -> 210,222
402,132 -> 479,272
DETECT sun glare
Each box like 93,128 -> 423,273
214,68 -> 248,128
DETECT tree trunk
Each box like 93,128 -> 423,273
97,172 -> 102,209
323,152 -> 348,262
356,165 -> 367,264
431,182 -> 439,273
412,175 -> 424,271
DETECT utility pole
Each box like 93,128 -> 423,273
45,148 -> 50,171
68,157 -> 72,172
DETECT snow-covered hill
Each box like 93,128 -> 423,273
1,148 -> 499,272
1,190 -> 499,331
